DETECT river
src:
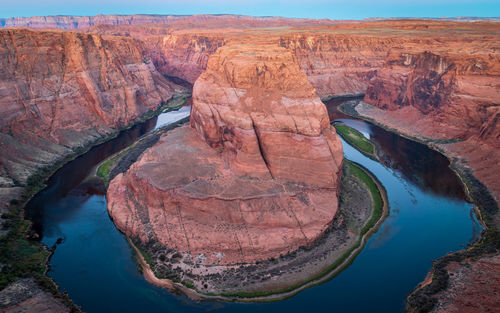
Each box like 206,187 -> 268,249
25,98 -> 481,313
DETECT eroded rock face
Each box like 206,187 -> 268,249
144,34 -> 226,84
0,14 -> 342,30
362,49 -> 500,201
0,28 -> 182,205
279,34 -> 393,99
107,44 -> 343,265
191,44 -> 343,188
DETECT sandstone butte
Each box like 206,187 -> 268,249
107,43 -> 344,265
0,16 -> 498,311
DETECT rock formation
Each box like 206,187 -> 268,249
191,44 -> 343,187
107,43 -> 343,265
430,254 -> 500,313
0,16 -> 498,310
143,34 -> 226,84
362,48 -> 500,200
0,28 -> 183,205
279,34 -> 392,99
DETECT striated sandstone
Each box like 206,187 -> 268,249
279,34 -> 392,98
0,28 -> 183,206
143,34 -> 226,84
363,49 -> 500,201
190,44 -> 343,187
107,43 -> 343,265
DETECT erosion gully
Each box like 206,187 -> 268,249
25,97 -> 481,313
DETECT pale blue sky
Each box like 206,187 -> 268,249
1,0 -> 499,19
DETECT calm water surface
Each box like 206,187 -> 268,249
26,99 -> 481,313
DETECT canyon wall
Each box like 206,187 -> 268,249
107,43 -> 343,265
143,34 -> 226,84
279,34 -> 393,99
362,47 -> 500,201
0,28 -> 182,205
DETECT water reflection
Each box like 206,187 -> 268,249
325,98 -> 467,201
26,114 -> 159,236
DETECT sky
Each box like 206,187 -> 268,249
1,0 -> 499,19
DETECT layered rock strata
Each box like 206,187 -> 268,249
361,49 -> 500,201
0,28 -> 183,206
190,44 -> 343,188
107,44 -> 343,265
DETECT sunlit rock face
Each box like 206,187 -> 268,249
0,28 -> 181,205
191,43 -> 343,188
107,43 -> 343,265
362,49 -> 500,201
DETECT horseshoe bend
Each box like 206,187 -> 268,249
0,10 -> 498,313
106,43 -> 353,292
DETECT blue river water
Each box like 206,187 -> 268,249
26,99 -> 481,312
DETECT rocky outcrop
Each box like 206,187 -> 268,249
0,278 -> 68,313
0,28 -> 182,206
279,34 -> 394,98
107,43 -> 343,265
431,255 -> 500,313
191,44 -> 343,187
362,49 -> 500,201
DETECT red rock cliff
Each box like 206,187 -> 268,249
191,43 -> 343,187
0,14 -> 342,30
144,34 -> 226,84
0,28 -> 182,204
279,33 -> 394,99
362,47 -> 500,200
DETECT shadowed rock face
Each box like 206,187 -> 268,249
107,44 -> 343,265
0,28 -> 182,205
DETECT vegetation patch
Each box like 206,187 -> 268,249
344,160 -> 383,234
0,93 -> 190,311
334,123 -> 376,158
0,203 -> 49,289
97,144 -> 137,184
337,98 -> 499,313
